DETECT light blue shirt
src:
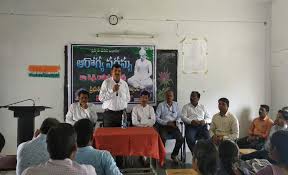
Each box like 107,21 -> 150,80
75,146 -> 122,175
156,101 -> 181,125
16,134 -> 49,175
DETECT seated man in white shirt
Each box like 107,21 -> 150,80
22,123 -> 96,175
181,91 -> 211,153
132,90 -> 156,127
66,89 -> 98,125
210,98 -> 239,145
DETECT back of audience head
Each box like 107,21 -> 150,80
0,132 -> 5,153
46,123 -> 77,160
74,119 -> 94,147
270,130 -> 288,166
275,110 -> 288,127
40,118 -> 60,134
192,139 -> 219,175
218,140 -> 239,175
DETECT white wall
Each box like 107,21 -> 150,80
0,0 -> 271,154
271,0 -> 288,115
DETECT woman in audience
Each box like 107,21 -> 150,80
218,140 -> 250,175
256,130 -> 288,175
192,139 -> 219,175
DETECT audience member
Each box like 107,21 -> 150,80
16,118 -> 60,175
155,90 -> 184,162
66,89 -> 98,125
182,91 -> 211,153
210,98 -> 239,145
237,105 -> 273,150
192,139 -> 219,175
22,123 -> 96,175
256,130 -> 288,175
241,109 -> 288,162
132,90 -> 156,127
74,119 -> 122,175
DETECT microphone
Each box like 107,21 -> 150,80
0,99 -> 35,108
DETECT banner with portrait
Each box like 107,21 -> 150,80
67,44 -> 156,106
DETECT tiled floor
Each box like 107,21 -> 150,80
120,153 -> 193,175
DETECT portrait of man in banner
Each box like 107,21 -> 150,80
128,47 -> 153,90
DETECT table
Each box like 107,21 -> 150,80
93,127 -> 166,166
239,148 -> 257,155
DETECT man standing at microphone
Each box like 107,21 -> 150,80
99,63 -> 130,127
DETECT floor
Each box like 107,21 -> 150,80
120,152 -> 193,175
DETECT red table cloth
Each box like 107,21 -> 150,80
93,127 -> 166,166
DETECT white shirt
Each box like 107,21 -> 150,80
132,104 -> 156,127
209,112 -> 239,140
21,158 -> 96,175
65,102 -> 98,125
99,77 -> 130,111
181,103 -> 211,124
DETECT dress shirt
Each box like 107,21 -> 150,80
99,77 -> 130,111
209,112 -> 239,140
65,102 -> 98,125
181,103 -> 211,124
248,116 -> 273,139
132,104 -> 156,127
156,101 -> 181,125
21,158 -> 96,175
76,146 -> 122,175
264,124 -> 287,151
17,134 -> 49,175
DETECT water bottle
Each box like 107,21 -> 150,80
121,110 -> 128,128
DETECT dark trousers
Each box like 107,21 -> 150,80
237,136 -> 265,150
185,124 -> 210,153
103,110 -> 123,127
103,110 -> 124,167
156,124 -> 184,157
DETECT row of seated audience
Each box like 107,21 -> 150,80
0,104 -> 288,174
192,129 -> 288,175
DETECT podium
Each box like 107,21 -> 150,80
7,106 -> 50,146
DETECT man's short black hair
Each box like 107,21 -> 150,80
191,91 -> 200,98
0,132 -> 5,152
279,110 -> 288,120
193,140 -> 219,175
40,118 -> 60,134
46,123 -> 76,160
112,63 -> 122,69
74,119 -> 94,147
140,90 -> 150,98
78,89 -> 89,97
218,97 -> 230,107
260,104 -> 270,112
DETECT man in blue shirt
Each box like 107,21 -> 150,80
155,90 -> 184,162
74,118 -> 122,175
16,118 -> 60,175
